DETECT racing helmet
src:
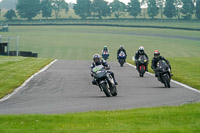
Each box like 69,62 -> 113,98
138,46 -> 144,54
93,54 -> 101,64
104,45 -> 107,50
154,50 -> 160,59
120,45 -> 124,50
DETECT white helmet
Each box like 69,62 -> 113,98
139,46 -> 144,50
138,46 -> 144,54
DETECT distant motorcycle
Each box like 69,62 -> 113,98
156,60 -> 171,88
136,55 -> 148,77
92,65 -> 117,97
118,51 -> 126,67
102,51 -> 109,60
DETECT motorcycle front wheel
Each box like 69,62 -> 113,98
101,82 -> 112,97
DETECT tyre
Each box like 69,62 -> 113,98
164,74 -> 171,88
139,66 -> 145,77
111,86 -> 118,96
139,73 -> 144,77
101,82 -> 112,97
120,59 -> 124,67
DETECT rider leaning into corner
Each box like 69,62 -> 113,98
117,45 -> 127,61
151,50 -> 172,77
134,46 -> 149,71
90,54 -> 118,85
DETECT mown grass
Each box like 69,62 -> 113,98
1,26 -> 200,90
0,25 -> 199,133
0,103 -> 199,133
127,57 -> 200,90
1,26 -> 200,60
0,56 -> 53,99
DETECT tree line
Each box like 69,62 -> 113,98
3,0 -> 200,21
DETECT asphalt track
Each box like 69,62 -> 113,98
0,60 -> 200,114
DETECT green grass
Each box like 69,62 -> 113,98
1,26 -> 200,60
0,103 -> 199,133
1,26 -> 200,90
0,56 -> 53,99
0,24 -> 199,133
127,57 -> 200,90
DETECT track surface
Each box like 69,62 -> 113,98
0,60 -> 199,114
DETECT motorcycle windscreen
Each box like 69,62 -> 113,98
138,55 -> 148,64
118,51 -> 125,59
157,60 -> 169,72
92,65 -> 104,73
94,71 -> 107,79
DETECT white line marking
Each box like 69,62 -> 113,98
126,62 -> 200,94
0,59 -> 58,102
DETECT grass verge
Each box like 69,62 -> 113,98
127,57 -> 200,90
0,103 -> 199,133
0,56 -> 53,99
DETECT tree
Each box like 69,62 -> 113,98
127,0 -> 141,18
52,0 -> 69,19
41,0 -> 53,19
181,0 -> 194,19
141,0 -> 147,18
16,0 -> 40,20
4,9 -> 17,20
110,0 -> 126,19
175,0 -> 182,19
91,0 -> 111,19
163,0 -> 177,19
157,0 -> 164,18
196,0 -> 200,19
73,0 -> 91,19
147,0 -> 159,19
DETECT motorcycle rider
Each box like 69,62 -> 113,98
91,54 -> 118,85
102,45 -> 109,53
134,46 -> 149,71
117,45 -> 127,61
151,50 -> 171,77
102,46 -> 109,59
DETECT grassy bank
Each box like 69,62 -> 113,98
127,57 -> 200,90
1,26 -> 200,60
0,56 -> 53,99
0,103 -> 199,133
1,26 -> 199,89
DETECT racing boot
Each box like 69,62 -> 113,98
92,80 -> 97,86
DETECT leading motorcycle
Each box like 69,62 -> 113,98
92,65 -> 118,97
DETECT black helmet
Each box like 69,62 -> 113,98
93,54 -> 101,64
154,50 -> 160,59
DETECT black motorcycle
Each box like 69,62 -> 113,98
136,55 -> 148,77
92,65 -> 117,97
156,60 -> 171,88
